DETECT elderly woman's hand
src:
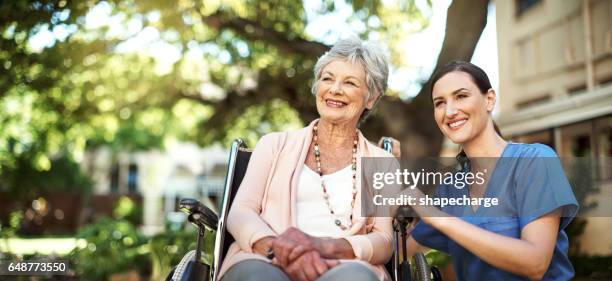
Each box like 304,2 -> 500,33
284,251 -> 339,281
272,227 -> 322,268
252,236 -> 276,257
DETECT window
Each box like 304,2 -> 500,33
516,0 -> 542,16
516,95 -> 551,110
109,164 -> 119,193
598,75 -> 612,87
127,164 -> 138,193
560,121 -> 593,157
560,121 -> 597,192
595,116 -> 612,180
567,84 -> 587,96
572,135 -> 592,156
514,129 -> 554,149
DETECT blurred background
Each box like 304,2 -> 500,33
0,0 -> 611,280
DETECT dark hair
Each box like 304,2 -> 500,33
429,60 -> 502,137
430,60 -> 492,96
429,60 -> 503,168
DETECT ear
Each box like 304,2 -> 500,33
485,89 -> 496,113
366,91 -> 379,110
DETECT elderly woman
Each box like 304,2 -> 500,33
217,37 -> 394,281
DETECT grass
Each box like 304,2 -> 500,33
1,237 -> 85,256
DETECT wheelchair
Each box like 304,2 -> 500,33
167,138 -> 442,281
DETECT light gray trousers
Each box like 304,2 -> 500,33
220,259 -> 379,281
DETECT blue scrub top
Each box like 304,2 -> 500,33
412,143 -> 579,281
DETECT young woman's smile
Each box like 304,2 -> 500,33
432,71 -> 494,145
447,118 -> 468,130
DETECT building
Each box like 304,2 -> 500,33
495,0 -> 612,255
82,142 -> 229,235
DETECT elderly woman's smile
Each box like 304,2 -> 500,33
315,59 -> 371,125
325,98 -> 347,108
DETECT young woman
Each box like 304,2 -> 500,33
406,61 -> 578,281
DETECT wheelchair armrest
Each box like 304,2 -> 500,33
179,198 -> 219,230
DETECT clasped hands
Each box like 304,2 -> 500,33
253,227 -> 340,281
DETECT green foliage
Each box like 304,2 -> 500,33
1,0 -> 432,196
149,228 -> 215,281
565,157 -> 598,255
424,249 -> 452,268
70,196 -> 151,280
0,154 -> 92,199
113,196 -> 144,226
69,195 -> 215,280
570,255 -> 612,278
0,211 -> 24,254
206,98 -> 304,147
566,218 -> 588,256
1,0 -> 105,174
566,158 -> 598,213
69,217 -> 149,281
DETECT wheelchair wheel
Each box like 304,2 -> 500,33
165,267 -> 176,281
412,252 -> 432,281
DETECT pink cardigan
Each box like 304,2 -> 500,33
218,120 -> 394,281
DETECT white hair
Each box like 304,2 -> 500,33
311,36 -> 389,123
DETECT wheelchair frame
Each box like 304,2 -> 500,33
169,138 -> 441,281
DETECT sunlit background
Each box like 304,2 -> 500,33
1,0 -> 611,280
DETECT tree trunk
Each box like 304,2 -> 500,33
199,0 -> 490,157
364,0 -> 490,157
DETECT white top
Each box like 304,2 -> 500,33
296,165 -> 353,238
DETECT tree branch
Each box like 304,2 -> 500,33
200,10 -> 329,57
195,0 -> 490,157
373,0 -> 490,157
176,91 -> 219,106
413,0 -> 490,106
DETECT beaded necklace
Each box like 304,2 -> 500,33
312,123 -> 358,230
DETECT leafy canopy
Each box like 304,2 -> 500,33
0,0 -> 432,194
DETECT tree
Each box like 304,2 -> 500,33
1,0 -> 104,196
0,0 -> 491,196
191,0 -> 490,157
377,0 -> 490,156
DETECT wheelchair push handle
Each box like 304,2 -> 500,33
395,205 -> 416,227
180,198 -> 219,230
166,198 -> 216,281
